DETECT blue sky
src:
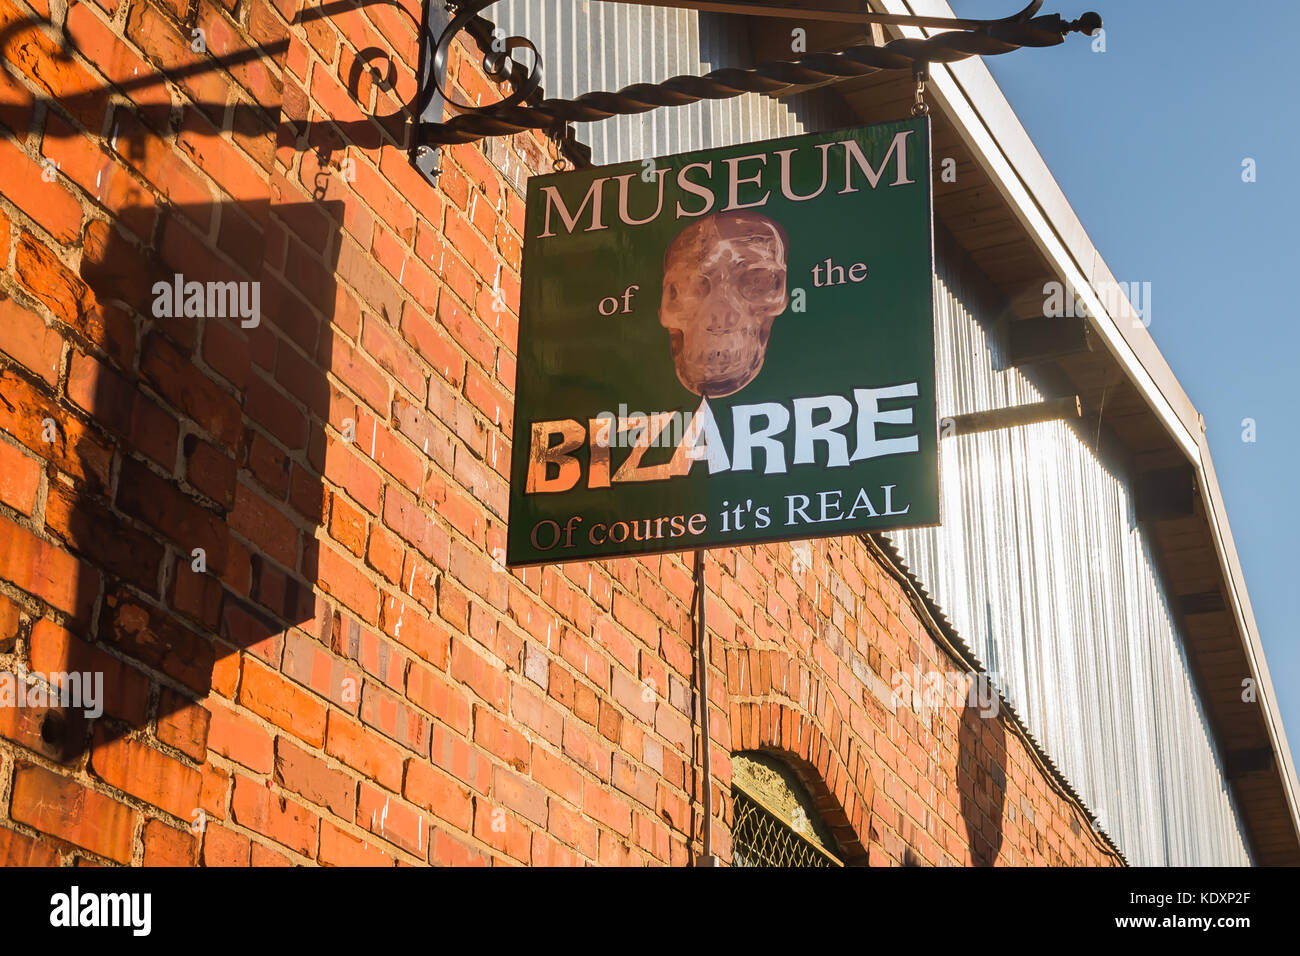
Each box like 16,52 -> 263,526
947,1 -> 1300,772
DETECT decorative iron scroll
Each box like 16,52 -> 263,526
416,0 -> 1101,152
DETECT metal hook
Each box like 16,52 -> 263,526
547,124 -> 573,172
912,66 -> 930,117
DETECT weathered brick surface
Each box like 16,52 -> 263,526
0,0 -> 1120,867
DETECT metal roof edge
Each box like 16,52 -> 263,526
1196,435 -> 1300,847
874,0 -> 1300,857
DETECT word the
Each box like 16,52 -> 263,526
810,258 -> 868,286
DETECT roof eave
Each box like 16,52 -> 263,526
873,0 -> 1300,860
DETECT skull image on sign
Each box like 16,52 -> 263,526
659,210 -> 790,398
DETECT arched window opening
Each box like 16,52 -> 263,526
731,751 -> 843,867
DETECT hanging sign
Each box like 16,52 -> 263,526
507,116 -> 938,566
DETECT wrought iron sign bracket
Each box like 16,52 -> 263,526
410,0 -> 1101,184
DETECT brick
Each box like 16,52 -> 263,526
206,699 -> 274,774
10,763 -> 134,863
324,711 -> 404,792
203,824 -> 251,866
324,438 -> 383,515
427,475 -> 485,548
130,393 -> 180,468
366,525 -> 404,584
230,480 -> 299,569
246,369 -> 308,451
14,238 -> 133,369
406,662 -> 471,736
0,515 -> 99,622
65,1 -> 169,119
44,116 -> 157,239
309,542 -> 379,624
0,0 -> 105,125
474,706 -> 530,772
0,438 -> 41,514
251,842 -> 294,867
404,759 -> 472,831
464,365 -> 510,436
393,396 -> 454,475
157,688 -> 210,760
335,229 -> 403,321
319,820 -> 392,867
0,368 -> 112,496
360,680 -> 430,755
562,719 -> 610,780
547,799 -> 598,860
179,117 -> 268,204
275,736 -> 357,817
471,797 -> 531,864
185,436 -> 239,510
383,488 -> 450,567
143,819 -> 198,866
450,638 -> 508,711
329,491 -> 367,556
282,629 -> 363,715
0,291 -> 63,384
430,828 -> 489,866
356,783 -> 429,857
91,726 -> 202,819
612,668 -> 657,725
123,2 -> 227,124
44,479 -> 164,594
240,657 -> 328,747
141,334 -> 243,451
91,591 -> 212,702
66,349 -> 133,435
29,620 -> 150,728
400,299 -> 463,386
381,598 -> 450,672
358,420 -> 423,496
436,286 -> 495,371
530,746 -> 584,808
584,779 -> 632,837
170,556 -> 224,631
0,825 -> 60,866
510,680 -> 562,746
247,431 -> 291,499
361,313 -> 425,398
349,152 -> 414,238
430,724 -> 490,795
493,765 -> 547,827
231,774 -> 318,857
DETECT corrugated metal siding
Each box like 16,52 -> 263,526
491,1 -> 849,163
888,228 -> 1252,866
489,1 -> 1252,865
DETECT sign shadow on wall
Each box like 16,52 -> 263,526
1,0 -> 450,786
20,192 -> 347,769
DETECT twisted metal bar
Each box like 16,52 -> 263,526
418,2 -> 1100,147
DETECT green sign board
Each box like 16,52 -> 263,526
507,117 -> 938,566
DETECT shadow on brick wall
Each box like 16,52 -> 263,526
958,695 -> 1007,866
13,188 -> 345,773
0,0 -> 434,819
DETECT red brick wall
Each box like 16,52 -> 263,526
0,0 -> 1121,866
